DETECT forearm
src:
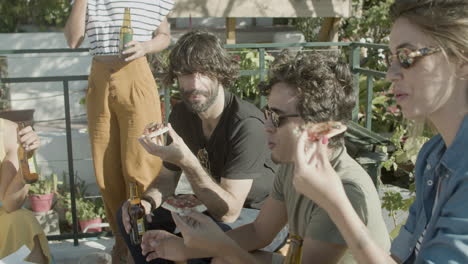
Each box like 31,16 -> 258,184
181,159 -> 240,222
64,0 -> 87,48
226,223 -> 271,251
222,242 -> 260,264
2,171 -> 28,212
141,19 -> 171,54
143,169 -> 179,207
326,198 -> 396,264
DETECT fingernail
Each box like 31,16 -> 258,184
322,136 -> 329,144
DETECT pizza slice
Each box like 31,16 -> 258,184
161,194 -> 207,216
302,121 -> 347,142
142,122 -> 169,143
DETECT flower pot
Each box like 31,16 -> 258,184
29,193 -> 54,212
79,218 -> 103,233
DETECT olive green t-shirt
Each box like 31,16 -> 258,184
271,146 -> 390,263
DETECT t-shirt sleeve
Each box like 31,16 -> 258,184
270,165 -> 286,202
305,182 -> 368,245
222,118 -> 269,180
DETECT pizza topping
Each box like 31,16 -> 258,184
162,194 -> 207,215
294,121 -> 347,141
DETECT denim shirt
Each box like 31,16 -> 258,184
391,114 -> 468,263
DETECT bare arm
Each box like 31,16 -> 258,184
180,155 -> 253,222
141,198 -> 287,262
139,125 -> 253,222
0,120 -> 28,212
64,0 -> 87,48
293,132 -> 397,264
227,196 -> 288,251
122,18 -> 171,61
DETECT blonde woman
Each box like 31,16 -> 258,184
292,0 -> 468,263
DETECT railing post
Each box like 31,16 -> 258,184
164,85 -> 171,123
63,80 -> 79,246
366,76 -> 374,130
349,43 -> 361,122
259,48 -> 266,108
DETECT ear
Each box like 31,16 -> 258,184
456,60 -> 468,80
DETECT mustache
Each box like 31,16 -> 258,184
183,90 -> 210,97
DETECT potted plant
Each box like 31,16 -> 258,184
65,197 -> 105,233
28,173 -> 57,212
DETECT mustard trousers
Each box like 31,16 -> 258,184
86,57 -> 163,241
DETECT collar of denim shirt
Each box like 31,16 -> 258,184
436,114 -> 468,175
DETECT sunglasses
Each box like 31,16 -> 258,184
262,106 -> 300,128
385,47 -> 440,69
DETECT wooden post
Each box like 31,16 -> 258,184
226,17 -> 236,44
317,17 -> 341,42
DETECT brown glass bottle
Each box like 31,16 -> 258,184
283,234 -> 303,264
17,122 -> 38,184
129,182 -> 146,245
119,8 -> 133,54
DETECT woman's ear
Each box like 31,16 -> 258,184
456,60 -> 468,80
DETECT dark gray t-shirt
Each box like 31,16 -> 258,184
164,91 -> 277,208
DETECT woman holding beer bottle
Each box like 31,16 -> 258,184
0,118 -> 51,263
64,0 -> 174,262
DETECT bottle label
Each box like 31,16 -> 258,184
121,33 -> 133,51
137,218 -> 145,235
28,157 -> 36,174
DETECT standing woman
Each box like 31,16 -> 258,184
64,0 -> 174,262
293,0 -> 468,263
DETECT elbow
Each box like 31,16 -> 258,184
66,37 -> 84,49
218,206 -> 242,223
64,30 -> 84,49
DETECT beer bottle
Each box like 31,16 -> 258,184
17,122 -> 38,184
283,234 -> 303,264
129,182 -> 146,245
119,8 -> 133,54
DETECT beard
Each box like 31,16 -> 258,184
182,85 -> 219,113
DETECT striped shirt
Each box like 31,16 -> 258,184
71,0 -> 174,56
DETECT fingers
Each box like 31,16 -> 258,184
294,130 -> 308,163
18,127 -> 40,151
166,123 -> 180,142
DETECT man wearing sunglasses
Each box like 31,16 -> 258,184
117,30 -> 286,264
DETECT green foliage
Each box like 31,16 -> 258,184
341,0 -> 394,44
29,173 -> 58,195
0,0 -> 70,32
229,49 -> 274,104
65,196 -> 105,223
382,183 -> 415,230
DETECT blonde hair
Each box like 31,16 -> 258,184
390,0 -> 468,63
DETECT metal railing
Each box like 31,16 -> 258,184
0,41 -> 388,246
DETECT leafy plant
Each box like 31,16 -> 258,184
382,182 -> 415,237
29,173 -> 58,195
229,49 -> 275,104
65,196 -> 105,223
0,0 -> 71,32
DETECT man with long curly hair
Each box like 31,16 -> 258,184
116,30 -> 285,264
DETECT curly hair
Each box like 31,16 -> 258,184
390,0 -> 468,63
163,30 -> 240,88
260,50 -> 355,148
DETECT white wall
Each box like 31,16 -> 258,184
0,33 -> 99,194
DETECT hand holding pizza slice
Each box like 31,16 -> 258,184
142,122 -> 169,144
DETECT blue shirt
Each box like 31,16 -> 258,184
391,114 -> 468,263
